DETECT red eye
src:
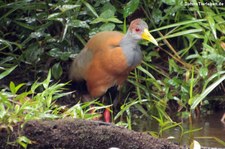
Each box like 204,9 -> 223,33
135,28 -> 140,32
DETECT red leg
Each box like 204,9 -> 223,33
103,108 -> 111,123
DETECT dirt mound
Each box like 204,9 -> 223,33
0,118 -> 182,149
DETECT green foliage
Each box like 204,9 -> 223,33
190,74 -> 225,110
124,0 -> 224,146
123,0 -> 140,18
16,136 -> 32,149
0,71 -> 106,127
0,0 -> 123,80
150,112 -> 180,138
0,72 -> 62,127
0,66 -> 17,80
0,71 -> 107,147
0,0 -> 225,147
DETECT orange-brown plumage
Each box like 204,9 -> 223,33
70,31 -> 131,97
69,19 -> 158,122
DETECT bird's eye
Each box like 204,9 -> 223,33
135,28 -> 140,32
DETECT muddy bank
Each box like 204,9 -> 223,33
0,118 -> 182,149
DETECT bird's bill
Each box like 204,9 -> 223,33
142,28 -> 158,46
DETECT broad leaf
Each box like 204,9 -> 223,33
123,0 -> 140,18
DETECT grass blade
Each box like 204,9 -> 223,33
191,74 -> 225,109
0,65 -> 17,80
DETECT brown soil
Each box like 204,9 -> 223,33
0,118 -> 183,149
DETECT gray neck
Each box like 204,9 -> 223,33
120,31 -> 142,67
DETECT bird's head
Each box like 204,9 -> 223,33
128,19 -> 158,46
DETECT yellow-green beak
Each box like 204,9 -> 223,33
142,28 -> 158,46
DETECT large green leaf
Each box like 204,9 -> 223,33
58,4 -> 80,12
51,63 -> 63,80
162,0 -> 176,5
67,20 -> 90,29
48,48 -> 71,61
100,9 -> 114,19
99,23 -> 115,31
82,1 -> 99,17
123,0 -> 140,18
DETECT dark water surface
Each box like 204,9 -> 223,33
133,111 -> 225,148
189,111 -> 225,147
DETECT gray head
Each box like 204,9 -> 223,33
127,19 -> 158,46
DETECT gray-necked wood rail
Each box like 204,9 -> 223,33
69,19 -> 158,122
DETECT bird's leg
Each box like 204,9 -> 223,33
103,107 -> 111,123
101,95 -> 112,123
112,85 -> 123,116
102,85 -> 123,123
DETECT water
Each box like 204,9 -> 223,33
188,111 -> 225,147
132,111 -> 225,148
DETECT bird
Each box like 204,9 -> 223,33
69,19 -> 158,122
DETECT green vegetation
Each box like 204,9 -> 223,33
0,0 -> 225,148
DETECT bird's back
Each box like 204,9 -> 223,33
86,31 -> 124,53
69,31 -> 124,81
